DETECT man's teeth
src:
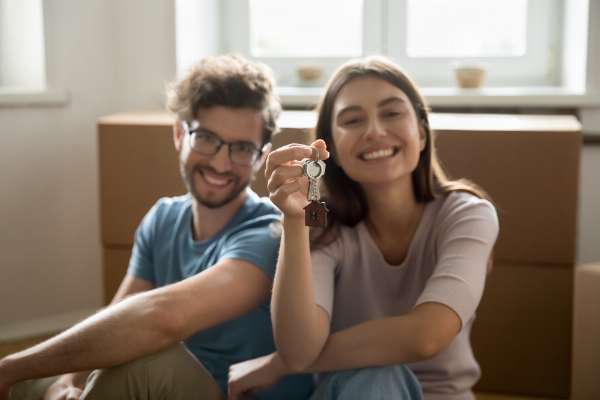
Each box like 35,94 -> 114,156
202,173 -> 230,186
362,148 -> 394,160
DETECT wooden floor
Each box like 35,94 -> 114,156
475,393 -> 559,400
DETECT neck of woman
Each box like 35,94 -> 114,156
363,176 -> 424,241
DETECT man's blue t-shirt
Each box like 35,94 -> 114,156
128,189 -> 313,399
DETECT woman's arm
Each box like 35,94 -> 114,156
271,217 -> 331,371
303,302 -> 461,373
265,141 -> 332,371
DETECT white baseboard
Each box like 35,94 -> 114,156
0,308 -> 99,342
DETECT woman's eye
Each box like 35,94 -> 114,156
382,111 -> 401,118
342,118 -> 363,126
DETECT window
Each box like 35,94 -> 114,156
0,0 -> 46,90
223,0 -> 384,87
248,0 -> 363,58
388,0 -> 563,87
221,0 -> 565,88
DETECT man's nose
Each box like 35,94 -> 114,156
211,144 -> 233,173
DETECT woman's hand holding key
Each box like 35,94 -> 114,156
265,139 -> 329,221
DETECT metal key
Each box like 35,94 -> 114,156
302,155 -> 328,227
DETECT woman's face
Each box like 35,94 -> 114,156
330,76 -> 425,188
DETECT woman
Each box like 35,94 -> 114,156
228,56 -> 499,400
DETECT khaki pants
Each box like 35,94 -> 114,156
10,344 -> 224,400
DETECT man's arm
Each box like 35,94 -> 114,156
0,259 -> 270,390
45,275 -> 153,395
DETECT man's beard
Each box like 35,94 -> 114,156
181,163 -> 249,209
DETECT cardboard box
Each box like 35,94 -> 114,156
102,246 -> 132,304
472,262 -> 573,398
434,114 -> 581,265
98,113 -> 185,247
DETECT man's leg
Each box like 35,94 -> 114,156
8,377 -> 57,400
310,365 -> 423,400
81,343 -> 223,400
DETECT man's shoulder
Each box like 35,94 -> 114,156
223,192 -> 282,243
151,194 -> 192,215
239,191 -> 281,225
143,194 -> 192,232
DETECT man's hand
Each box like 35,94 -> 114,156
44,379 -> 83,400
227,353 -> 287,400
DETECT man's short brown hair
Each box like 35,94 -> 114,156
167,54 -> 281,144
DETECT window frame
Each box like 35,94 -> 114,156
221,0 -> 564,88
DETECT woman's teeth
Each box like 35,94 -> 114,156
362,148 -> 395,160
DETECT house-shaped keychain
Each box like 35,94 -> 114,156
304,200 -> 329,227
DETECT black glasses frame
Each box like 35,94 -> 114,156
182,121 -> 263,166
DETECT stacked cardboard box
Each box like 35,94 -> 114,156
98,111 -> 581,398
431,114 -> 581,398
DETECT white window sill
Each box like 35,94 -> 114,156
0,88 -> 70,108
279,86 -> 600,108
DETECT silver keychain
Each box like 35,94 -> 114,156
302,149 -> 328,227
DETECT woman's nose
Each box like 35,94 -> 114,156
364,117 -> 387,139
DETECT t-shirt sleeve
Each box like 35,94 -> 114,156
219,221 -> 282,280
311,236 -> 343,318
127,201 -> 162,285
416,193 -> 499,328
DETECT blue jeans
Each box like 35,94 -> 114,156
310,365 -> 422,400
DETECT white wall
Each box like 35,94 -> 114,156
0,0 -> 45,88
578,146 -> 600,265
0,0 -> 176,336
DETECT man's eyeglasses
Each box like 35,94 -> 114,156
183,121 -> 263,167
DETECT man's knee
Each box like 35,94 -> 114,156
82,344 -> 222,400
9,377 -> 58,400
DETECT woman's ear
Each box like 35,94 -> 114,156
419,125 -> 427,152
173,120 -> 184,152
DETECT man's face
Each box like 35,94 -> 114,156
175,106 -> 264,209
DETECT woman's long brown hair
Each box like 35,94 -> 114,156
312,56 -> 490,248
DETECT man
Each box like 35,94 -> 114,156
0,55 -> 313,400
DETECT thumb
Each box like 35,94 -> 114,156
311,139 -> 330,161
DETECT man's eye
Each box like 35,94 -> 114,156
234,143 -> 257,154
197,132 -> 219,143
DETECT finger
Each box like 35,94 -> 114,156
311,139 -> 330,161
270,179 -> 308,206
66,388 -> 82,400
266,164 -> 304,194
265,144 -> 315,179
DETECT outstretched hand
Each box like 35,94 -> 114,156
44,380 -> 83,400
264,139 -> 329,219
228,353 -> 287,400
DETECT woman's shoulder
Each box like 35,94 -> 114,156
439,190 -> 496,217
433,190 -> 499,234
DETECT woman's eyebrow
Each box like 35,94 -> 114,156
335,105 -> 362,120
377,96 -> 406,108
